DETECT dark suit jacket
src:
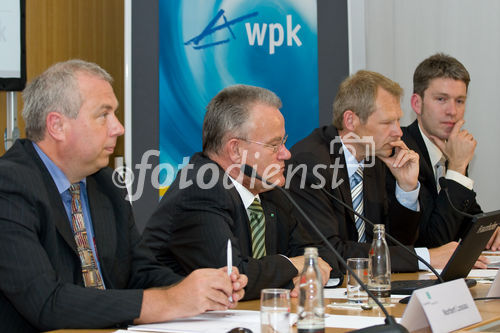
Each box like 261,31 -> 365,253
398,120 -> 482,247
0,140 -> 182,333
286,125 -> 420,272
143,152 -> 342,300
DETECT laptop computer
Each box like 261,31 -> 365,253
392,210 -> 500,295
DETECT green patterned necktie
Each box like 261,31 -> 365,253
248,198 -> 266,259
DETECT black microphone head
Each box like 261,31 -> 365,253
241,164 -> 263,181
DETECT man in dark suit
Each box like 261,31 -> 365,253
144,84 -> 338,300
287,70 -> 460,273
402,53 -> 498,252
0,60 -> 246,332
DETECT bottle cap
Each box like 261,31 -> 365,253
304,247 -> 318,256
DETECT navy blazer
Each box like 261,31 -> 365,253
0,139 -> 182,332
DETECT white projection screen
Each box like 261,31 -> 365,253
0,0 -> 26,91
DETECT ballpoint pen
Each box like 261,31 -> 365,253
227,239 -> 233,302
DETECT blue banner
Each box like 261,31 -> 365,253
159,0 -> 318,188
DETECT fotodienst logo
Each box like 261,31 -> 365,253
113,135 -> 376,201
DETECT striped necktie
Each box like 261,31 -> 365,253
248,198 -> 266,259
69,184 -> 104,289
350,166 -> 366,242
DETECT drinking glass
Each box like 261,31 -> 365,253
347,258 -> 369,303
260,288 -> 291,333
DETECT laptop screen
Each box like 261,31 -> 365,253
441,210 -> 500,281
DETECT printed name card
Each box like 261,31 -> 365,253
487,269 -> 500,297
401,279 -> 481,332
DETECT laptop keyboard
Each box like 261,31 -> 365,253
391,278 -> 477,295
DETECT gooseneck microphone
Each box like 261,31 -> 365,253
438,177 -> 475,219
307,171 -> 444,284
241,164 -> 409,333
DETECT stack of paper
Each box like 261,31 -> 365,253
128,310 -> 261,333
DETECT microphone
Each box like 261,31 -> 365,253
438,177 -> 475,219
305,171 -> 444,284
241,164 -> 408,333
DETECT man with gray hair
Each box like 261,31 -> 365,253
144,84 -> 339,300
0,60 -> 246,332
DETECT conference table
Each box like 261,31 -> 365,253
47,271 -> 500,333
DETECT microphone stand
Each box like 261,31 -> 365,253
439,177 -> 475,219
241,165 -> 409,333
315,184 -> 444,284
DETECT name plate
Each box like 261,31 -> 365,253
487,269 -> 500,297
401,279 -> 481,332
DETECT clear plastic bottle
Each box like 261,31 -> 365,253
368,224 -> 391,304
297,247 -> 325,333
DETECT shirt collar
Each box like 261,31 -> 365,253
418,123 -> 444,167
32,142 -> 86,194
341,139 -> 364,178
229,175 -> 260,209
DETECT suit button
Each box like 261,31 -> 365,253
463,199 -> 470,208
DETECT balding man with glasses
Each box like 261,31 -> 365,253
144,85 -> 340,300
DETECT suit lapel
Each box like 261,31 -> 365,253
326,126 -> 355,223
86,176 -> 116,278
49,189 -> 79,254
24,141 -> 78,255
228,185 -> 254,257
261,200 -> 278,255
361,159 -> 376,238
407,121 -> 438,196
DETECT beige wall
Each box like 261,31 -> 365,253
0,0 -> 124,161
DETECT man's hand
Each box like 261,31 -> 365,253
289,256 -> 332,297
429,241 -> 458,269
289,256 -> 305,276
134,268 -> 239,324
220,266 -> 247,304
429,241 -> 490,270
317,257 -> 333,285
486,226 -> 500,251
379,140 -> 420,192
429,119 -> 476,175
473,255 -> 489,269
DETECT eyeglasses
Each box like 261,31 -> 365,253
238,134 -> 288,153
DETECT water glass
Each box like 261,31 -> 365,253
260,288 -> 291,333
346,258 -> 369,303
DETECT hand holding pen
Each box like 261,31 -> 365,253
225,239 -> 248,304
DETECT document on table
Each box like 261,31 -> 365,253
486,255 -> 500,268
424,269 -> 498,279
325,314 -> 401,329
128,310 -> 260,333
324,288 -> 406,299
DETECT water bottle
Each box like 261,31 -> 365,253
297,247 -> 325,333
368,224 -> 391,304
